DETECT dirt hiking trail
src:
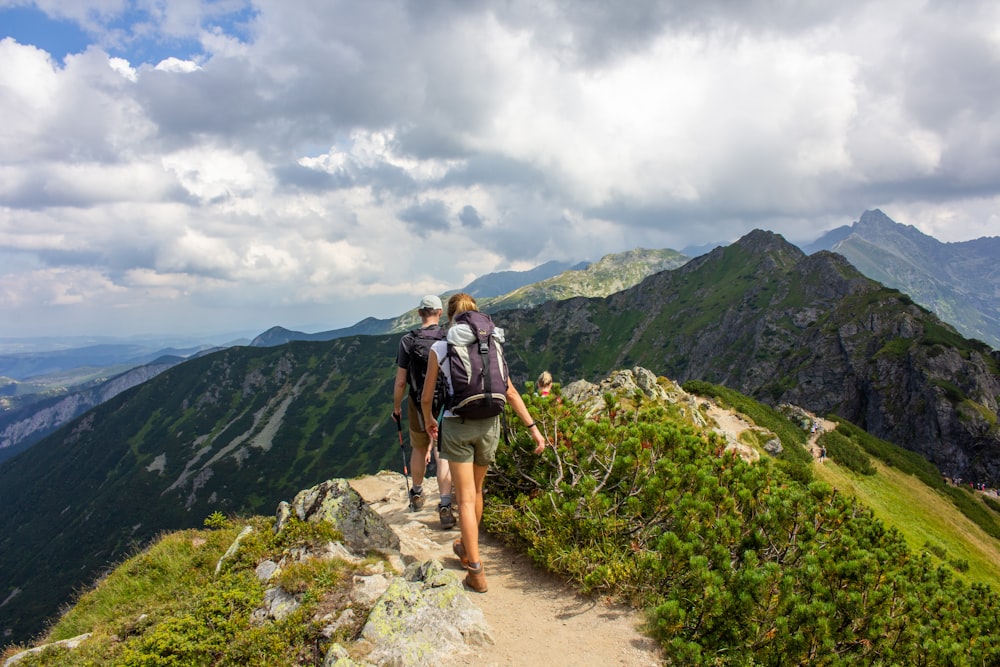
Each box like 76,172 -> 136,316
349,473 -> 663,667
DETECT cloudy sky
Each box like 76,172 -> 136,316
2,0 -> 999,341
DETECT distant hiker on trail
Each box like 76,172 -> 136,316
422,292 -> 547,593
392,295 -> 456,529
536,370 -> 553,397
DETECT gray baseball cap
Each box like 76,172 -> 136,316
419,295 -> 442,310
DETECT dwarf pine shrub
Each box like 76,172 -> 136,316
487,385 -> 1000,665
817,429 -> 876,475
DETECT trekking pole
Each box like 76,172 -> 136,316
392,413 -> 411,504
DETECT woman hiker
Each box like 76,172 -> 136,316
421,292 -> 547,592
536,370 -> 553,397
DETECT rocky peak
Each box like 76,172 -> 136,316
856,208 -> 895,228
848,209 -> 938,258
794,251 -> 879,302
732,229 -> 806,270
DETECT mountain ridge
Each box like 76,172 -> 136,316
6,208 -> 993,465
0,249 -> 684,459
458,259 -> 587,298
806,208 -> 1000,349
250,248 -> 688,346
499,229 -> 999,481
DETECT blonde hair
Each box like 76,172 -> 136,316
447,292 -> 479,321
537,371 -> 553,387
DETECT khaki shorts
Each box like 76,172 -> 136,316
407,396 -> 430,450
439,415 -> 500,466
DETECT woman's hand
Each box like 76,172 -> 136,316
530,426 -> 548,454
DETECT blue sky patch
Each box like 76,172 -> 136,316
1,6 -> 90,61
1,1 -> 258,66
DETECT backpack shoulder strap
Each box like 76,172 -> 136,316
413,326 -> 446,340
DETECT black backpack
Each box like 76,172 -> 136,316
445,311 -> 509,419
407,327 -> 447,414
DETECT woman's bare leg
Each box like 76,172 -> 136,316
452,461 -> 488,564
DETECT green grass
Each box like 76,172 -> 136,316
4,515 -> 375,666
816,429 -> 875,475
48,524 -> 245,643
831,416 -> 1000,540
813,456 -> 1000,589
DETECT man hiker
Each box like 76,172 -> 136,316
392,295 -> 456,529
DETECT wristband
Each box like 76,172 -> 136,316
525,422 -> 536,429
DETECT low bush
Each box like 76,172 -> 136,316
817,429 -> 876,475
488,389 -> 1000,665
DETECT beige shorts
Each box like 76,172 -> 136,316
439,415 -> 500,466
407,396 -> 430,450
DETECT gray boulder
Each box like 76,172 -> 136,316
275,478 -> 400,554
359,560 -> 493,667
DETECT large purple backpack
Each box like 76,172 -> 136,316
446,311 -> 509,419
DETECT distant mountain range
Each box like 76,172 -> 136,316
0,354 -> 212,464
0,343 -> 216,381
459,259 -> 587,297
478,247 -> 687,314
252,209 -> 1000,353
2,227 -> 997,644
247,260 -> 584,347
804,208 -> 1000,350
0,251 -> 675,458
250,248 -> 688,346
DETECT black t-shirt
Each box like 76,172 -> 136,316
396,324 -> 442,369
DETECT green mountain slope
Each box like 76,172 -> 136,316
477,247 -> 688,313
816,457 -> 1000,589
499,230 -> 1000,483
459,259 -> 585,298
0,338 -> 400,645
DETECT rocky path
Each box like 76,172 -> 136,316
807,418 -> 837,458
706,403 -> 835,460
349,473 -> 663,667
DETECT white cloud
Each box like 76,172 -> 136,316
161,146 -> 270,204
109,56 -> 137,81
0,265 -> 125,307
154,57 -> 202,73
1,0 -> 999,338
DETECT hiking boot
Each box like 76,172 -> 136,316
453,538 -> 470,568
465,563 -> 488,593
439,503 -> 456,529
408,488 -> 425,510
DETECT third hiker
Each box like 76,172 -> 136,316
392,294 -> 457,529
